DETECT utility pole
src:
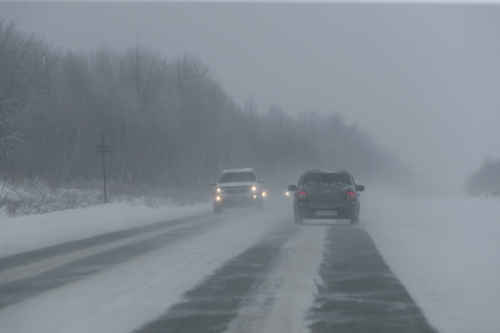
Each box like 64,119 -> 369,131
96,134 -> 110,203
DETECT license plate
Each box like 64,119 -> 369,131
316,211 -> 337,216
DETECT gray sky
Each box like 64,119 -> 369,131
2,1 -> 500,193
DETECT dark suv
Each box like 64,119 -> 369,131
288,170 -> 364,224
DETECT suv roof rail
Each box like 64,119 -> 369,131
304,169 -> 349,174
221,168 -> 255,173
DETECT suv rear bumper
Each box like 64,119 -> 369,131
294,204 -> 357,219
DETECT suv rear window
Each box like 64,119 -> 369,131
301,173 -> 351,186
219,172 -> 256,183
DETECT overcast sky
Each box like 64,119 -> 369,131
1,1 -> 499,193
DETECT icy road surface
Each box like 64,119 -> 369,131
1,191 -> 499,333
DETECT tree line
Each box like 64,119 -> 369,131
0,19 -> 418,194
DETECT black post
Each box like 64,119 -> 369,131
101,134 -> 107,204
96,134 -> 110,204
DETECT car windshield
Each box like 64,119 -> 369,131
302,173 -> 351,186
219,172 -> 256,183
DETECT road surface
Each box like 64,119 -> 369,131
0,203 -> 438,333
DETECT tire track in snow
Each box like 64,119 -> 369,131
133,223 -> 298,333
0,214 -> 215,272
224,224 -> 327,333
308,225 -> 438,333
0,214 -> 231,310
0,215 -> 220,284
0,210 -> 291,333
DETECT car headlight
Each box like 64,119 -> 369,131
251,186 -> 257,192
217,188 -> 222,193
262,191 -> 267,197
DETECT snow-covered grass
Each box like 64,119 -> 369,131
362,188 -> 500,333
0,176 -> 208,219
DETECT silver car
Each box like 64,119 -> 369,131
211,168 -> 266,213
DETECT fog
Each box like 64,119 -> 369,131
2,1 -> 500,194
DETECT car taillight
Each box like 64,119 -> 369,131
346,191 -> 356,202
298,190 -> 307,201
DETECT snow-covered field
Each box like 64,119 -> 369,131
1,190 -> 499,333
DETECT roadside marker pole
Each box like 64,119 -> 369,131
96,134 -> 111,203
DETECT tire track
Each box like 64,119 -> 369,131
133,223 -> 297,333
0,214 -> 230,310
224,224 -> 327,333
0,214 -> 214,273
308,225 -> 439,333
0,216 -> 221,285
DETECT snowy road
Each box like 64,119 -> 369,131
0,201 -> 438,333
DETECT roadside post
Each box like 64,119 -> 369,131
96,134 -> 111,203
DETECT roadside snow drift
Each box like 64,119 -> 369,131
362,190 -> 500,333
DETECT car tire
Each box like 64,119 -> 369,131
294,211 -> 303,224
350,210 -> 359,224
350,204 -> 360,224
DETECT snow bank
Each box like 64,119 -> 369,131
0,203 -> 211,258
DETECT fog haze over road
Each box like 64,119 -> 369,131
2,1 -> 499,192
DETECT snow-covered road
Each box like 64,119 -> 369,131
0,205 -> 329,333
1,191 -> 499,333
